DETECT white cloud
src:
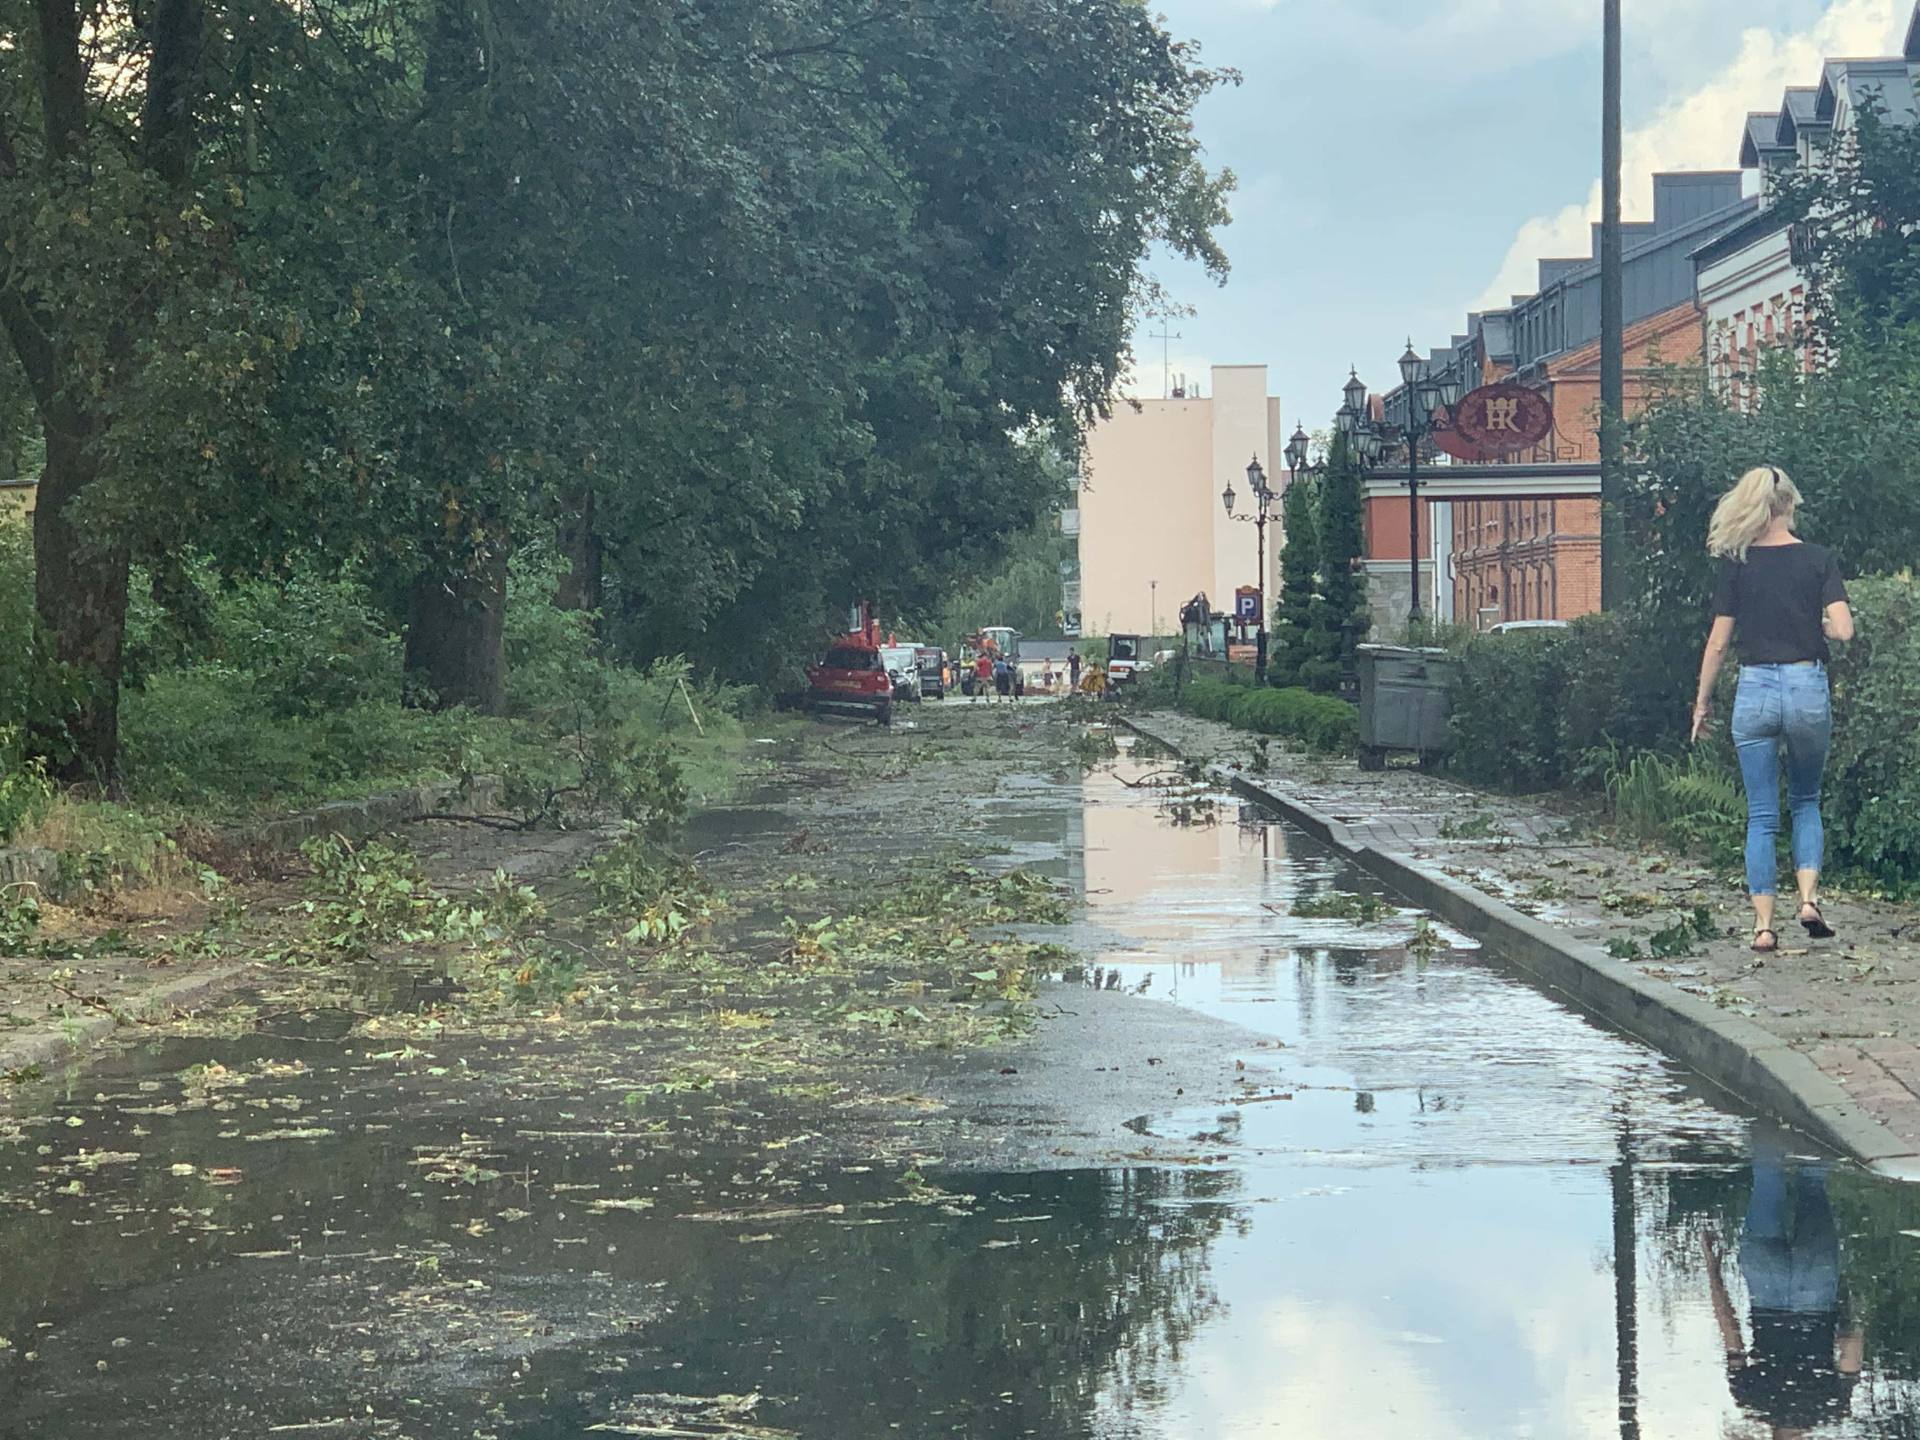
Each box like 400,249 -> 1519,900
1469,0 -> 1907,311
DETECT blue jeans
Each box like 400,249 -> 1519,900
1740,1132 -> 1839,1313
1731,663 -> 1832,897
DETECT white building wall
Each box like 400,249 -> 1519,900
1078,364 -> 1280,638
1698,226 -> 1804,405
1207,367 -> 1283,618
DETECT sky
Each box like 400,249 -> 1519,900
1130,0 -> 1914,434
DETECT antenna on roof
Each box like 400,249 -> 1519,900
1148,319 -> 1182,399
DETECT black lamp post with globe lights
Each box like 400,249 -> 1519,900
1219,454 -> 1273,684
1338,342 -> 1463,625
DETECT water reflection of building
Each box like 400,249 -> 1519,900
1079,769 -> 1292,967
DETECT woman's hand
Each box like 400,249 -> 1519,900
1690,698 -> 1712,742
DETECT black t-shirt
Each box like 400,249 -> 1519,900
1711,542 -> 1849,664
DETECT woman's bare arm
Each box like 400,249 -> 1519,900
1703,1232 -> 1746,1357
1824,601 -> 1855,643
1693,616 -> 1736,742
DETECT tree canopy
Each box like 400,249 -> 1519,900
0,0 -> 1233,779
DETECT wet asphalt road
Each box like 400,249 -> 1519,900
4,737 -> 1920,1438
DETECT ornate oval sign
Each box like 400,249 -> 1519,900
1445,383 -> 1554,458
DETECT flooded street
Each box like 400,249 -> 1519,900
6,737 -> 1920,1437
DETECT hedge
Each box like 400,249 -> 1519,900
1181,679 -> 1357,754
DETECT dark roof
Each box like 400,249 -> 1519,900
1816,58 -> 1919,124
1909,0 -> 1920,63
1740,112 -> 1789,167
1776,86 -> 1826,149
1689,204 -> 1791,271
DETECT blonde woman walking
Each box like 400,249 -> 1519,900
1691,467 -> 1854,954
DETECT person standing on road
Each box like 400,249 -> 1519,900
1691,466 -> 1854,955
1068,650 -> 1083,693
993,653 -> 1013,703
973,651 -> 993,703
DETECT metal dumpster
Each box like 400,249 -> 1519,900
1355,644 -> 1456,770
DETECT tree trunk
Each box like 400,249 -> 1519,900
405,552 -> 508,715
555,488 -> 603,618
32,415 -> 128,786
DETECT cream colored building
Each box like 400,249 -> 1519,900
0,480 -> 34,520
1075,364 -> 1282,639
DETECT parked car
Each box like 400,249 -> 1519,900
1487,619 -> 1569,636
878,643 -> 923,701
915,645 -> 947,700
805,641 -> 893,725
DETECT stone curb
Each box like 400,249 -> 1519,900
1117,714 -> 1920,1179
0,963 -> 253,1083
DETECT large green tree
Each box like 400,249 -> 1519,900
1,0 -> 1233,775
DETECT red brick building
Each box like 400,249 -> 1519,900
1355,172 -> 1759,634
1450,298 -> 1704,626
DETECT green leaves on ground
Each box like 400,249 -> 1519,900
577,831 -> 717,947
1291,891 -> 1391,924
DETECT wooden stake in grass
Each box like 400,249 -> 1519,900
678,677 -> 705,736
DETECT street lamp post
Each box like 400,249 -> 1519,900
1149,579 -> 1158,644
1339,345 -> 1462,626
1220,455 -> 1274,684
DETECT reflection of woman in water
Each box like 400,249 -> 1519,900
1704,1137 -> 1862,1438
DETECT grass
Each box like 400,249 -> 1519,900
1602,748 -> 1743,868
5,667 -> 765,901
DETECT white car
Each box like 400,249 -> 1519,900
878,644 -> 924,701
1487,620 -> 1569,636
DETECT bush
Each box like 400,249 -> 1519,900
1602,746 -> 1744,873
118,666 -> 494,812
206,568 -> 404,717
1182,678 -> 1243,724
0,725 -> 52,843
1556,608 -> 1698,769
1827,574 -> 1920,890
1443,605 -> 1703,795
0,520 -> 85,764
1444,629 -> 1573,792
1181,679 -> 1355,754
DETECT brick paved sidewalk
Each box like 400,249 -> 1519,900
1137,708 -> 1920,1154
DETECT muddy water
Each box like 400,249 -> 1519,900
4,745 -> 1920,1437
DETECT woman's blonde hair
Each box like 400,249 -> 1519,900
1707,465 -> 1801,561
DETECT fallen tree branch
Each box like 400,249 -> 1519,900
401,811 -> 534,832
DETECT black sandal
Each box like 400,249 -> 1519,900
1752,928 -> 1779,954
1799,902 -> 1836,940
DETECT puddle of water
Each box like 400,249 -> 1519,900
5,748 -> 1920,1436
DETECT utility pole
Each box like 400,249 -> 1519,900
1599,0 -> 1626,609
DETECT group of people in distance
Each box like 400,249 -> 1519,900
958,647 -> 1103,701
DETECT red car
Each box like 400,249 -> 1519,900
805,640 -> 893,725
